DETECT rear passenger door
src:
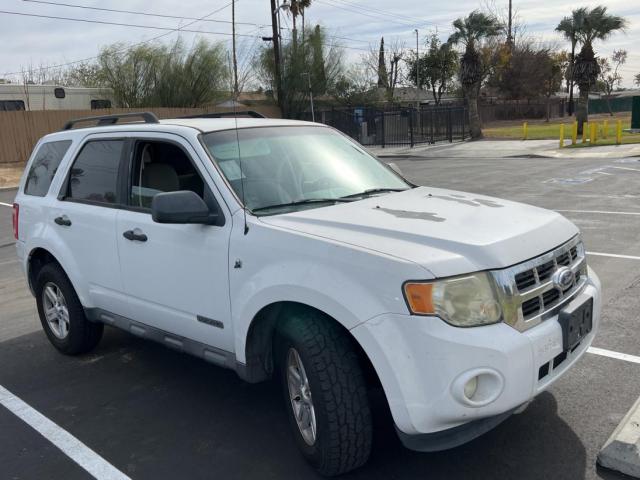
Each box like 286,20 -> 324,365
115,134 -> 234,353
52,136 -> 127,314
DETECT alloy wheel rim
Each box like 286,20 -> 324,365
286,348 -> 317,446
42,282 -> 70,340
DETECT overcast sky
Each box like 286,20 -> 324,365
1,0 -> 638,87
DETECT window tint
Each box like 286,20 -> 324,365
67,140 -> 124,204
24,140 -> 72,197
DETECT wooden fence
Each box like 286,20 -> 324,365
0,105 -> 281,164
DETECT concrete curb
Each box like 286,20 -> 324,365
597,395 -> 640,478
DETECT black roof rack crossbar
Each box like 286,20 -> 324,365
177,111 -> 267,119
62,112 -> 159,131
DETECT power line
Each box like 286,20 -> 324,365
1,2 -> 235,77
327,0 -> 448,28
21,0 -> 371,44
21,0 -> 264,27
0,10 -> 260,38
1,5 -> 370,77
315,0 -> 449,30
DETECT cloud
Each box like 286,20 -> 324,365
1,0 -> 637,86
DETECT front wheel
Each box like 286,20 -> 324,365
277,312 -> 372,476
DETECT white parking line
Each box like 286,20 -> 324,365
611,166 -> 640,172
0,201 -> 12,207
588,347 -> 640,365
558,209 -> 640,216
587,252 -> 640,261
0,384 -> 131,480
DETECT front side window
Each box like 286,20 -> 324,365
67,140 -> 124,204
24,140 -> 72,196
0,100 -> 25,111
128,141 -> 205,209
202,126 -> 409,214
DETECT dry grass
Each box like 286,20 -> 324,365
483,113 -> 638,145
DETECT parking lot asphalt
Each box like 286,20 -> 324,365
1,154 -> 640,480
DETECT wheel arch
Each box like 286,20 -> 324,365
27,247 -> 65,294
239,301 -> 382,391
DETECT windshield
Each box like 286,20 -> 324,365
202,126 -> 410,214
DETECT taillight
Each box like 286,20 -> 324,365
12,203 -> 19,240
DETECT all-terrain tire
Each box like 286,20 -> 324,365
35,263 -> 103,355
276,310 -> 373,476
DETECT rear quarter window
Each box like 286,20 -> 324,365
24,140 -> 72,197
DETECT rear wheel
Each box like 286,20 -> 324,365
276,311 -> 372,476
35,263 -> 103,355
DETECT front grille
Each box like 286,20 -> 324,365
492,236 -> 588,332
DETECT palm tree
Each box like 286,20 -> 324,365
290,0 -> 312,47
555,8 -> 587,116
571,6 -> 627,133
448,11 -> 502,139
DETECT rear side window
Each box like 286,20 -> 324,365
24,140 -> 72,196
67,140 -> 124,204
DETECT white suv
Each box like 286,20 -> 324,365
13,112 -> 601,476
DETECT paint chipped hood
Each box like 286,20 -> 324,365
259,186 -> 579,277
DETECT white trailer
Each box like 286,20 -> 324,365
0,84 -> 114,111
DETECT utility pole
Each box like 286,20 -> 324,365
415,29 -> 420,111
507,0 -> 513,46
304,73 -> 315,122
270,0 -> 283,115
232,0 -> 238,96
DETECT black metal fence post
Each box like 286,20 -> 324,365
447,109 -> 453,143
381,112 -> 385,149
409,110 -> 414,148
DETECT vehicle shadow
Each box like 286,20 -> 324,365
0,327 -> 588,480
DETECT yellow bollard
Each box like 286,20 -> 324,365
523,122 -> 528,140
582,122 -> 588,143
603,120 -> 609,139
559,124 -> 565,148
572,122 -> 578,145
616,120 -> 622,145
590,122 -> 597,144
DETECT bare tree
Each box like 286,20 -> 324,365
597,49 -> 627,115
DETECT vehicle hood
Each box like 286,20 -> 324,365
259,186 -> 579,277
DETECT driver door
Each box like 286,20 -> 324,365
115,133 -> 234,353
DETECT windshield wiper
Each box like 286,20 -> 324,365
340,188 -> 408,199
251,197 -> 354,213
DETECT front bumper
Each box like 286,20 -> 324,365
351,268 -> 601,446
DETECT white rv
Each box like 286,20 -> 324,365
0,84 -> 114,111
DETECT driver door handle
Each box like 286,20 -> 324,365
54,215 -> 72,227
123,229 -> 148,242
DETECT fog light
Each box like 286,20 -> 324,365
464,376 -> 478,400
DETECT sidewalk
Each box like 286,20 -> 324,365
0,164 -> 23,189
368,139 -> 640,160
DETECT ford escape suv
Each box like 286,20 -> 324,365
13,112 -> 601,476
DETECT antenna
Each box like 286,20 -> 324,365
228,52 -> 249,235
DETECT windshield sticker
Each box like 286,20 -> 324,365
375,207 -> 445,222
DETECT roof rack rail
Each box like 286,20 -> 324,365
177,111 -> 267,119
62,112 -> 159,131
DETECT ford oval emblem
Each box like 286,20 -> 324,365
552,266 -> 574,290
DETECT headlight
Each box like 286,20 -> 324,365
403,273 -> 502,327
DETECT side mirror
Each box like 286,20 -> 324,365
387,162 -> 403,176
151,190 -> 220,225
